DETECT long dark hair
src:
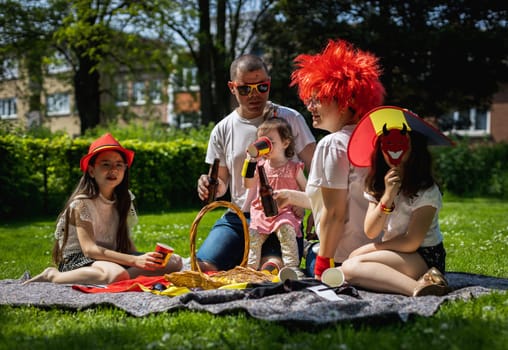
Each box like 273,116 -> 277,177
52,151 -> 133,264
365,131 -> 436,201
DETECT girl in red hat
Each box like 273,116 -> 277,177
26,133 -> 182,284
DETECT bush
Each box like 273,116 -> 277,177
126,138 -> 208,211
0,135 -> 43,217
82,120 -> 214,144
2,130 -> 507,219
432,140 -> 508,198
0,134 -> 208,219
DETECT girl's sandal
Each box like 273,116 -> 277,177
413,267 -> 450,297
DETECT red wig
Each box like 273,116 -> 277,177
290,39 -> 385,120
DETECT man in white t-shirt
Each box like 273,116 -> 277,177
196,54 -> 316,272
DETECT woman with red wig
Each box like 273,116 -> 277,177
275,39 -> 385,279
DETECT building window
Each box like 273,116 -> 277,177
116,81 -> 129,106
132,81 -> 146,105
0,98 -> 17,119
182,67 -> 198,88
47,52 -> 72,74
47,93 -> 70,116
174,67 -> 198,89
1,59 -> 19,80
441,108 -> 490,137
150,79 -> 162,104
474,109 -> 488,131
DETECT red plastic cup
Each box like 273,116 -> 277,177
247,137 -> 272,157
155,243 -> 174,267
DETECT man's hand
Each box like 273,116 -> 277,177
197,174 -> 210,201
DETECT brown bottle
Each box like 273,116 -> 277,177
206,158 -> 220,203
257,164 -> 278,217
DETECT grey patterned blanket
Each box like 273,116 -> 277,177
1,272 -> 506,325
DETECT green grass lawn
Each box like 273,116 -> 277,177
0,198 -> 507,350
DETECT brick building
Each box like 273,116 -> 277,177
1,55 -> 506,141
0,55 -> 200,136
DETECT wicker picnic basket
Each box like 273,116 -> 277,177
166,200 -> 275,289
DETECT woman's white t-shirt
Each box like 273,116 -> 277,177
364,183 -> 443,247
306,125 -> 376,262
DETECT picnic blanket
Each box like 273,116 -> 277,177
1,271 -> 506,325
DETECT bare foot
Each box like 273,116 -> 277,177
23,267 -> 58,284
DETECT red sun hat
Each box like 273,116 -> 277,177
348,106 -> 454,167
80,133 -> 135,172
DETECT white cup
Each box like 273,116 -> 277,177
321,267 -> 345,287
278,266 -> 299,282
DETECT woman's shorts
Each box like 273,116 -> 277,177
58,252 -> 95,272
417,242 -> 446,273
58,251 -> 143,272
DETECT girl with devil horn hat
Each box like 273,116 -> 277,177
342,106 -> 453,296
26,133 -> 182,284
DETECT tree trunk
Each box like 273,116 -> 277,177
198,0 -> 215,126
75,54 -> 101,134
26,49 -> 43,113
213,0 -> 229,121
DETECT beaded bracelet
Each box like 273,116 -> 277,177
380,202 -> 395,214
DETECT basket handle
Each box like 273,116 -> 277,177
190,200 -> 249,272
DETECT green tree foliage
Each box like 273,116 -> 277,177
49,0 -> 178,133
1,0 -> 176,133
258,0 -> 508,124
140,0 -> 277,124
0,0 -> 55,112
3,1 -> 506,133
